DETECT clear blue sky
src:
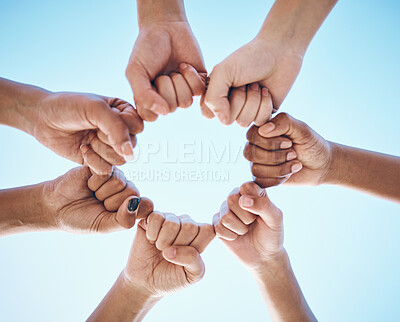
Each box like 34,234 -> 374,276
0,1 -> 399,321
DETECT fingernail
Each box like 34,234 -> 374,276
262,88 -> 269,96
259,122 -> 275,135
128,197 -> 141,213
218,113 -> 229,125
151,103 -> 168,115
180,63 -> 189,69
80,144 -> 90,154
165,247 -> 177,259
287,151 -> 297,161
122,142 -> 135,162
291,163 -> 302,172
280,141 -> 292,149
250,83 -> 259,91
240,196 -> 254,207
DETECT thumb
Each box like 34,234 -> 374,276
162,246 -> 205,284
87,101 -> 134,162
238,191 -> 283,231
126,64 -> 169,115
204,64 -> 232,124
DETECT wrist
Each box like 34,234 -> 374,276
257,0 -> 337,56
321,141 -> 344,185
137,0 -> 187,28
249,249 -> 289,280
122,268 -> 163,301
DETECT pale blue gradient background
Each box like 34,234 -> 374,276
0,1 -> 399,321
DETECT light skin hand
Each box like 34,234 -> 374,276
43,166 -> 153,233
245,112 -> 332,188
214,182 -> 316,321
0,167 -> 153,236
202,0 -> 337,125
213,182 -> 283,272
126,0 -> 206,121
88,213 -> 215,321
0,78 -> 141,164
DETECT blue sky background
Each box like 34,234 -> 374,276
0,0 -> 399,321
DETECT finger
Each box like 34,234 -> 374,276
179,63 -> 206,96
87,169 -> 114,192
154,75 -> 178,113
88,132 -> 126,166
244,143 -> 297,165
87,101 -> 135,162
104,99 -> 144,135
204,64 -> 231,124
190,223 -> 215,253
137,104 -> 159,122
162,246 -> 205,283
246,125 -> 293,151
173,215 -> 199,246
251,161 -> 302,179
155,213 -> 181,251
104,181 -> 140,212
238,191 -> 283,231
254,177 -> 289,188
226,188 -> 257,225
126,63 -> 169,115
236,83 -> 261,127
114,196 -> 142,229
228,86 -> 246,125
81,144 -> 113,176
200,93 -> 216,119
145,211 -> 165,244
258,112 -> 306,139
212,213 -> 239,241
219,201 -> 249,235
136,197 -> 154,221
89,196 -> 139,233
254,88 -> 273,126
171,72 -> 193,108
95,168 -> 127,201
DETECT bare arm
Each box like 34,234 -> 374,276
214,182 -> 316,321
0,184 -> 54,237
247,113 -> 400,203
325,143 -> 400,202
254,251 -> 316,322
87,273 -> 160,322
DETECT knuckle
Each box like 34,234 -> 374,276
148,212 -> 164,224
243,143 -> 253,160
163,220 -> 180,231
227,193 -> 239,209
203,224 -> 216,238
182,222 -> 198,235
220,214 -> 231,226
246,125 -> 258,142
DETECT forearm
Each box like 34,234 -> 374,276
0,183 -> 54,237
258,0 -> 338,54
137,0 -> 187,28
253,250 -> 316,322
88,272 -> 161,322
0,78 -> 49,135
324,142 -> 400,202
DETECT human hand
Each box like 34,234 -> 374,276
31,92 -> 143,166
126,21 -> 206,121
245,113 -> 333,187
42,167 -> 153,233
213,182 -> 283,273
123,212 -> 215,296
202,36 -> 303,126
